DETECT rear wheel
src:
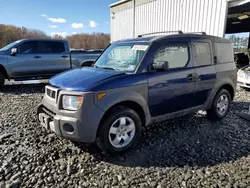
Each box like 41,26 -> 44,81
206,89 -> 231,120
96,106 -> 142,154
0,72 -> 5,89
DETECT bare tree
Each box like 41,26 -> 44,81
0,24 -> 110,49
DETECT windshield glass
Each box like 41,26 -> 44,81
0,40 -> 21,51
94,43 -> 149,72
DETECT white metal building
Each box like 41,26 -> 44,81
110,0 -> 250,42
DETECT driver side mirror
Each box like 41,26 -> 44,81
10,48 -> 17,56
151,61 -> 169,71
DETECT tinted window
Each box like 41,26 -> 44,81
215,43 -> 234,64
37,41 -> 65,53
153,45 -> 189,69
194,43 -> 212,66
17,41 -> 38,54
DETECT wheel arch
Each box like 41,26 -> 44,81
96,100 -> 146,137
0,65 -> 9,80
216,83 -> 235,101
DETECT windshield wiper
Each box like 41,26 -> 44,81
100,66 -> 120,71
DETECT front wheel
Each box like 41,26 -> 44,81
206,89 -> 231,120
0,72 -> 5,89
96,106 -> 142,154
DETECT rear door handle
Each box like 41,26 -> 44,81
187,73 -> 198,82
34,56 -> 41,58
61,55 -> 68,58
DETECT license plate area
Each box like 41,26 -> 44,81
39,113 -> 51,129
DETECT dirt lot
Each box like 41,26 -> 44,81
0,84 -> 250,188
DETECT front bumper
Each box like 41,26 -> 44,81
37,87 -> 104,143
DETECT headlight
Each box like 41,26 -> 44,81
237,70 -> 244,78
62,95 -> 83,111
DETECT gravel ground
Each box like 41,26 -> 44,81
0,84 -> 250,188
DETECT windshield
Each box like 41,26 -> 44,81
0,40 -> 21,51
94,43 -> 149,72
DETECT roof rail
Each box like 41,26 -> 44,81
138,30 -> 183,37
185,32 -> 207,35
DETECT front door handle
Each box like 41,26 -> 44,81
34,56 -> 41,58
187,73 -> 198,82
61,55 -> 68,58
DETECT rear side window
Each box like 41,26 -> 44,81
153,45 -> 189,69
17,41 -> 38,54
38,41 -> 66,53
194,43 -> 212,66
215,43 -> 234,63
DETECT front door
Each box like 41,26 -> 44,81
147,39 -> 197,117
8,41 -> 44,77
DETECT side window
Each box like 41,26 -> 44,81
46,41 -> 65,53
194,42 -> 212,66
37,41 -> 66,53
153,44 -> 189,69
17,41 -> 38,54
215,43 -> 234,63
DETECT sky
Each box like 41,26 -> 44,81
0,0 -> 249,39
0,0 -> 117,37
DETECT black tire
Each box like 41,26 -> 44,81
0,72 -> 5,89
206,89 -> 231,120
96,106 -> 142,154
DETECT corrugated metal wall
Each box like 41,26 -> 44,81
110,1 -> 134,42
110,0 -> 229,42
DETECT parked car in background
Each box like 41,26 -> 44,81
0,39 -> 103,88
237,65 -> 250,89
37,32 -> 237,154
234,52 -> 249,69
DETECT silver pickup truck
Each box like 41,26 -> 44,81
0,39 -> 102,88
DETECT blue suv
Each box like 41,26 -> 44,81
37,32 -> 237,154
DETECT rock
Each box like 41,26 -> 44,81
8,179 -> 21,188
150,181 -> 157,187
0,134 -> 11,141
0,181 -> 5,188
10,173 -> 21,181
117,175 -> 122,181
182,181 -> 187,187
81,181 -> 89,187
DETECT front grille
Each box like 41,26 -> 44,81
46,88 -> 56,99
237,81 -> 244,85
45,86 -> 58,101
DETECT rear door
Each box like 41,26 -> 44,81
192,40 -> 216,106
147,38 -> 197,117
37,41 -> 71,75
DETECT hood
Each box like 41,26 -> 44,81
49,67 -> 125,91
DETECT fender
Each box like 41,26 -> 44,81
0,64 -> 9,80
93,84 -> 151,125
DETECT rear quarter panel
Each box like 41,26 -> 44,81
204,62 -> 237,109
214,62 -> 237,93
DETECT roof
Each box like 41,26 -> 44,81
19,38 -> 67,43
110,0 -> 250,8
114,33 -> 231,44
